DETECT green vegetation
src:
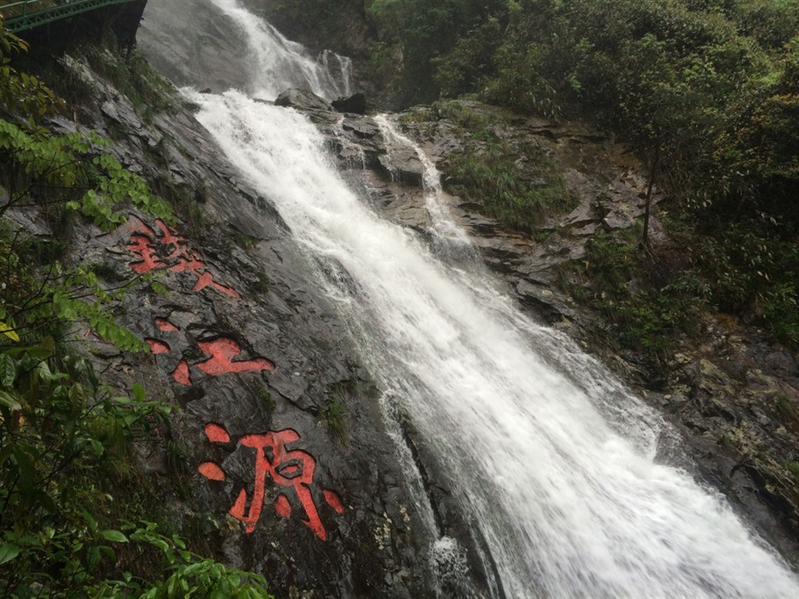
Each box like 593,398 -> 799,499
445,144 -> 573,232
258,388 -> 276,412
322,380 -> 355,444
0,18 -> 272,597
322,396 -> 348,444
252,271 -> 270,294
438,101 -> 575,232
0,337 -> 266,596
84,45 -> 175,120
559,230 -> 700,360
1,14 -> 62,122
355,0 -> 799,350
256,2 -> 798,350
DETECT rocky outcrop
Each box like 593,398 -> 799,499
275,88 -> 333,112
332,92 -> 367,115
238,0 -> 396,107
8,52 -> 461,598
279,94 -> 799,569
138,0 -> 251,93
657,329 -> 799,561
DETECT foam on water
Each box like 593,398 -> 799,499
189,88 -> 799,597
209,0 -> 349,100
180,2 -> 799,596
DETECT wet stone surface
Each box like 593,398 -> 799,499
16,59 -> 461,598
284,93 -> 799,570
17,51 -> 799,597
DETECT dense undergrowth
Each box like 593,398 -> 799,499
428,101 -> 577,233
0,18 -> 272,597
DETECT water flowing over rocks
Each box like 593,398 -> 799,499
7,0 -> 799,593
26,0 -> 790,593
280,91 -> 799,569
37,60 -> 795,590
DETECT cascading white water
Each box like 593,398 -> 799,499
186,2 -> 799,596
208,0 -> 350,100
374,116 -> 477,258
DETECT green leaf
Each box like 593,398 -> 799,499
132,382 -> 146,403
100,530 -> 129,543
91,438 -> 105,457
0,543 -> 20,565
26,339 -> 54,360
87,545 -> 102,570
0,353 -> 16,387
81,509 -> 98,531
0,321 -> 19,342
0,391 -> 21,410
13,447 -> 36,496
181,562 -> 205,577
151,281 -> 169,296
38,490 -> 57,514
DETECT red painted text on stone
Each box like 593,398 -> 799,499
126,218 -> 240,298
198,424 -> 342,540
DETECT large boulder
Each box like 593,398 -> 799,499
377,147 -> 425,187
332,92 -> 367,115
274,88 -> 332,112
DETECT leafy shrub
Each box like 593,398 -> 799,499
438,104 -> 575,232
560,232 -> 700,360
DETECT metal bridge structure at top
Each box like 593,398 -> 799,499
1,0 -> 142,33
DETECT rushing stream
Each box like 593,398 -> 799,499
168,0 -> 799,596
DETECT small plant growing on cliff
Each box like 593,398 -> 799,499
0,120 -> 172,226
322,396 -> 348,444
0,342 -> 173,596
259,388 -> 276,412
443,135 -> 574,232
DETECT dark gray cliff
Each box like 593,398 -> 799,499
138,0 -> 250,92
4,48 -> 469,597
125,0 -> 799,586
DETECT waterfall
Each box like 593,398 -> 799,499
179,1 -> 799,596
207,0 -> 351,100
374,116 -> 478,262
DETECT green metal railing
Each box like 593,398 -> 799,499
1,0 -> 140,33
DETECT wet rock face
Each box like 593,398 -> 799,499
290,96 -> 651,333
138,0 -> 251,92
21,56 -> 451,598
280,96 -> 799,569
275,88 -> 333,112
659,334 -> 799,561
26,50 -> 798,595
332,92 -> 367,115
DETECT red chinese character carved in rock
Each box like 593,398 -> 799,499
128,223 -> 167,274
196,338 -> 275,376
154,219 -> 186,258
145,339 -> 170,355
198,423 -> 344,540
126,218 -> 240,298
146,320 -> 272,386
